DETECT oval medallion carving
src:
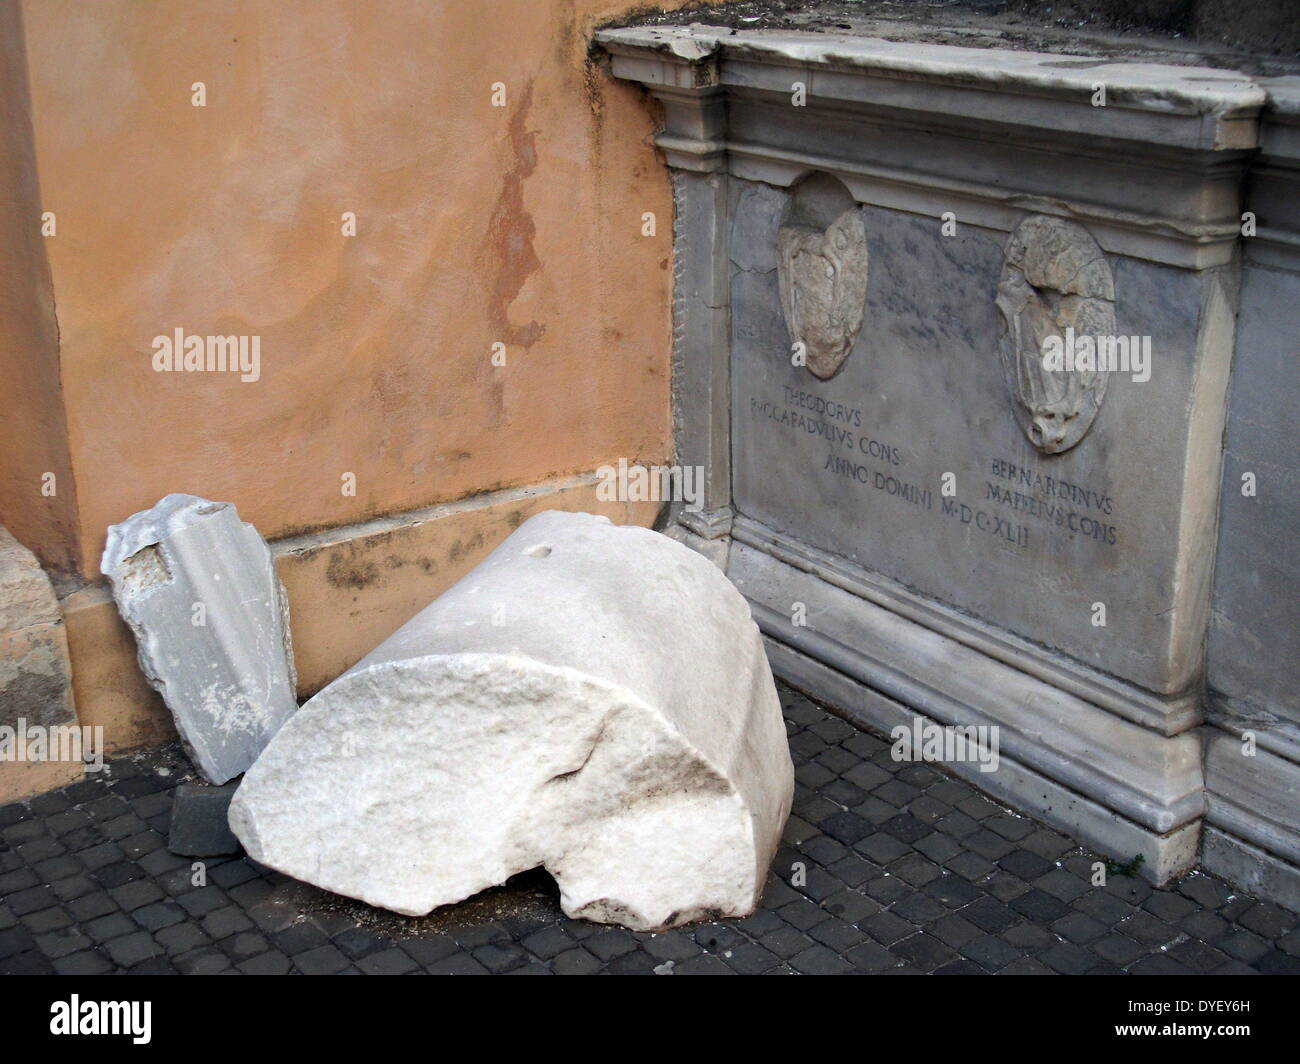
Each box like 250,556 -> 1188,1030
777,174 -> 869,381
995,215 -> 1115,454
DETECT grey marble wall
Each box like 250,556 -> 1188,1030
1208,260 -> 1300,727
1200,84 -> 1300,908
730,177 -> 1231,698
596,24 -> 1297,903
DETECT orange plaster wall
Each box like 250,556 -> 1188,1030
0,1 -> 81,574
18,0 -> 687,578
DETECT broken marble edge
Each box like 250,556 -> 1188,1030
593,25 -> 1268,116
251,648 -> 783,842
230,650 -> 786,922
99,493 -> 297,692
100,492 -> 225,577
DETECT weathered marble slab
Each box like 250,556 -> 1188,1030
730,187 -> 1235,697
101,494 -> 297,785
1208,76 -> 1300,736
1200,78 -> 1300,911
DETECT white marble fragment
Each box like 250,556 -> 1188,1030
229,510 -> 793,930
101,494 -> 297,785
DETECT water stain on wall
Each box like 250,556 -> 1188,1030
487,79 -> 546,352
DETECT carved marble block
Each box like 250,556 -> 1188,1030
996,215 -> 1116,454
776,174 -> 869,380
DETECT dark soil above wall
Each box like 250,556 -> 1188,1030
605,0 -> 1300,71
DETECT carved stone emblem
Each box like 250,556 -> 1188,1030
995,215 -> 1115,454
777,207 -> 869,380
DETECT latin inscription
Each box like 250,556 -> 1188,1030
985,460 -> 1117,546
749,387 -> 1120,551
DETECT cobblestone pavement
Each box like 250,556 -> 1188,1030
2,684 -> 1298,975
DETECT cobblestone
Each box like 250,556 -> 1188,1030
0,684 -> 1293,975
